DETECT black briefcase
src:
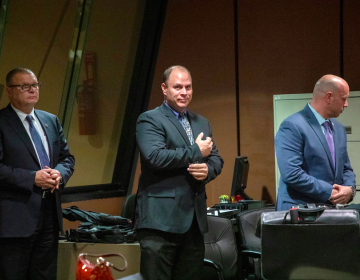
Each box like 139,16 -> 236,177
261,209 -> 360,280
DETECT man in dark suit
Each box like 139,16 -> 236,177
135,65 -> 223,280
0,68 -> 75,279
275,74 -> 355,211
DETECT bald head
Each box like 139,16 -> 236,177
313,75 -> 348,98
163,65 -> 191,86
310,74 -> 349,119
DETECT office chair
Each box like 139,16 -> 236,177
261,209 -> 360,279
236,207 -> 274,280
121,193 -> 137,221
201,216 -> 239,280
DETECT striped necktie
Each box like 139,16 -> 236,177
323,121 -> 335,167
178,112 -> 194,144
26,115 -> 50,169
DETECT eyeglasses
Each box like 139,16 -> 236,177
8,83 -> 41,91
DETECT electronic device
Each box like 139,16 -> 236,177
230,156 -> 252,200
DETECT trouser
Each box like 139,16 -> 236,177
137,214 -> 205,280
0,191 -> 59,280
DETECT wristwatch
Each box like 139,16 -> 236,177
351,186 -> 356,199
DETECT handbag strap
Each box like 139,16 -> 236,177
79,253 -> 128,271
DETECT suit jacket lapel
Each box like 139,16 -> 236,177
303,105 -> 335,173
187,111 -> 201,141
160,103 -> 191,145
5,104 -> 40,167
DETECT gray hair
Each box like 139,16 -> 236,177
6,68 -> 35,86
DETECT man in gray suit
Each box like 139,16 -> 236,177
135,65 -> 223,280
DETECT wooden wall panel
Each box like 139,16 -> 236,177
237,0 -> 341,202
343,0 -> 360,90
146,0 -> 237,207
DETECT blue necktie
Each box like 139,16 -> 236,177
323,121 -> 335,167
26,115 -> 50,169
178,113 -> 194,144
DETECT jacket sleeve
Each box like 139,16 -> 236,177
53,116 -> 75,189
275,120 -> 333,202
203,121 -> 224,184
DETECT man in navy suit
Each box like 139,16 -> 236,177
135,65 -> 223,280
0,68 -> 75,279
275,74 -> 355,211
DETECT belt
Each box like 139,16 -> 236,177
42,189 -> 52,198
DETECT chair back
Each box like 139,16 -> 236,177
236,206 -> 274,279
121,194 -> 136,220
236,207 -> 274,254
202,216 -> 238,280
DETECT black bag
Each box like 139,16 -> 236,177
62,206 -> 132,226
63,206 -> 135,244
261,209 -> 360,279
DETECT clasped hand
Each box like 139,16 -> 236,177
330,184 -> 352,205
35,166 -> 62,192
188,163 -> 208,181
189,132 -> 212,181
195,132 -> 213,157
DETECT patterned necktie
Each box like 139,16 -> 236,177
323,121 -> 335,167
26,115 -> 50,169
178,113 -> 194,144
